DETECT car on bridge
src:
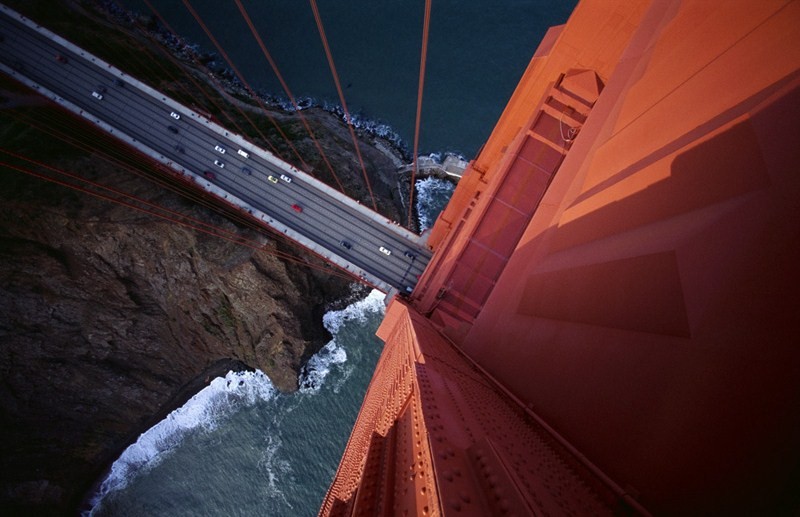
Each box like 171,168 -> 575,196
267,175 -> 278,184
170,111 -> 181,120
214,160 -> 225,168
340,240 -> 353,250
291,204 -> 303,213
55,53 -> 67,63
280,174 -> 292,183
214,145 -> 226,154
242,167 -> 252,175
203,171 -> 216,180
167,125 -> 178,134
91,91 -> 103,100
379,246 -> 392,256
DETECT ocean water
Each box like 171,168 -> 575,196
87,290 -> 388,517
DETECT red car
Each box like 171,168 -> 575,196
55,54 -> 68,63
291,204 -> 302,213
203,170 -> 216,180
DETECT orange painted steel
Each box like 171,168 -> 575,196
323,0 -> 800,515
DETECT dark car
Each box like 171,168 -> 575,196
203,170 -> 216,180
167,125 -> 178,134
114,78 -> 124,87
340,240 -> 352,250
404,250 -> 416,259
96,85 -> 107,93
242,167 -> 252,175
174,144 -> 185,154
55,54 -> 67,63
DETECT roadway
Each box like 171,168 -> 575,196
0,5 -> 432,293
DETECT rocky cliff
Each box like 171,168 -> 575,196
0,144 -> 368,513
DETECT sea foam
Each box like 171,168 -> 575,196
299,289 -> 386,393
86,370 -> 276,513
416,176 -> 456,231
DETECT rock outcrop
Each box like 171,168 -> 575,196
0,152 -> 360,514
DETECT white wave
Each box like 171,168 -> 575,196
298,341 -> 348,393
299,290 -> 386,393
257,434 -> 294,508
322,289 -> 386,335
415,177 -> 456,231
87,370 -> 276,513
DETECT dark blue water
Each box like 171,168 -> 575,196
119,0 -> 576,157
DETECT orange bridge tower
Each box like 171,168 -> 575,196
321,0 -> 800,514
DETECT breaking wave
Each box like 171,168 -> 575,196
416,176 -> 456,232
85,370 -> 276,514
299,289 -> 386,393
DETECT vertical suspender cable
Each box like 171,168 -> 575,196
0,153 -> 358,280
142,0 -> 283,159
139,0 -> 255,139
308,0 -> 378,212
409,0 -> 433,229
180,0 -> 312,171
233,0 -> 347,194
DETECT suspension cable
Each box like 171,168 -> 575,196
180,0 -> 314,173
0,154 -> 358,281
409,0 -> 433,229
308,0 -> 378,211
0,108 -> 359,281
134,2 -> 257,143
233,0 -> 347,194
142,0 -> 286,161
4,107 -> 263,234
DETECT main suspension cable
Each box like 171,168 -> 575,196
409,0 -> 433,229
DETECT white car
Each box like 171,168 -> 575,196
91,91 -> 103,100
237,149 -> 250,158
214,159 -> 225,169
214,145 -> 226,154
280,174 -> 292,183
170,111 -> 181,120
379,246 -> 392,256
